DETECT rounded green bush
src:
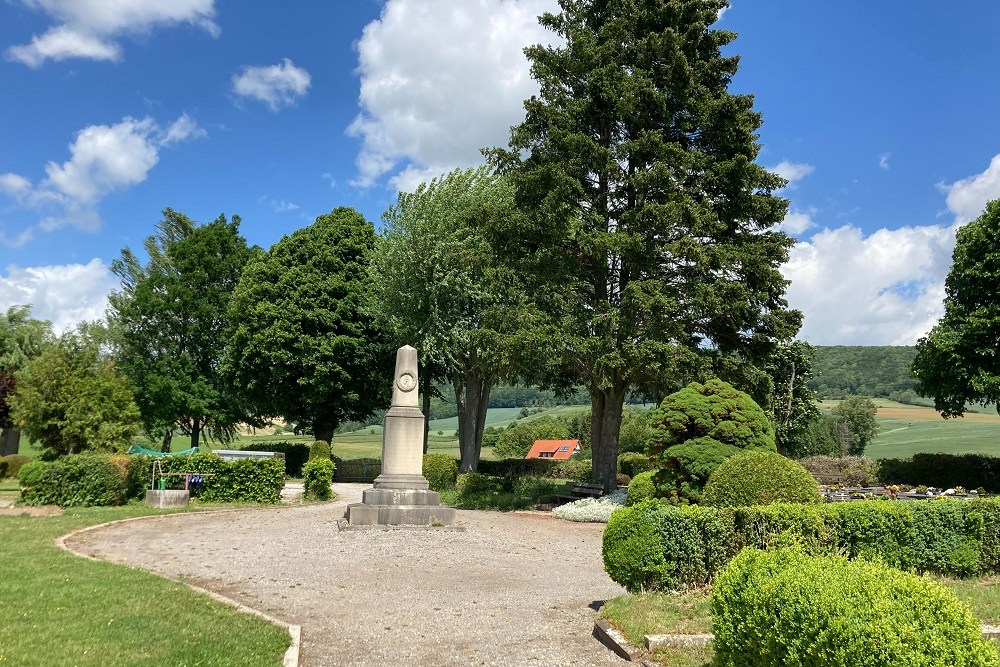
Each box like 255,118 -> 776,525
626,470 -> 657,506
302,458 -> 335,500
455,472 -> 501,494
703,450 -> 821,507
617,452 -> 653,478
712,547 -> 1000,667
422,453 -> 458,492
18,459 -> 49,488
308,440 -> 331,461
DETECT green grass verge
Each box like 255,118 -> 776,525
0,506 -> 290,666
867,417 -> 1000,459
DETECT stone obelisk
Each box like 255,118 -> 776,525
344,345 -> 457,528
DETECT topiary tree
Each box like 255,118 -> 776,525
649,379 -> 775,504
422,453 -> 458,492
308,440 -> 331,461
702,450 -> 821,507
302,458 -> 334,501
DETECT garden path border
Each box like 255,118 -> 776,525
55,507 -> 302,667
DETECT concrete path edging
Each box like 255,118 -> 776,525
55,508 -> 303,667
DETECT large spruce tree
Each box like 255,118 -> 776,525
488,0 -> 800,489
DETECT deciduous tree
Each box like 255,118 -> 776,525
488,0 -> 799,488
0,306 -> 51,455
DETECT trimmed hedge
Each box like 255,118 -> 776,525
308,440 -> 331,461
702,451 -> 821,507
712,547 -> 1000,667
602,497 -> 1000,592
242,442 -> 310,476
626,470 -> 656,506
880,452 -> 1000,492
302,458 -> 334,500
20,453 -> 285,506
0,454 -> 33,479
423,453 -> 458,492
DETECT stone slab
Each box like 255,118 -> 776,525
145,489 -> 190,508
644,633 -> 713,649
362,488 -> 440,506
345,502 -> 456,527
373,473 -> 429,490
336,519 -> 465,532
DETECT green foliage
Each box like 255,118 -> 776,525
617,407 -> 653,454
799,455 -> 881,486
493,416 -> 570,459
157,454 -> 284,504
486,0 -> 799,491
20,455 -> 126,507
455,472 -> 500,494
10,325 -> 141,458
602,497 -> 1000,592
830,396 -> 879,455
110,210 -> 254,447
617,452 -> 653,478
711,547 -> 1000,667
224,207 -> 392,441
241,442 -> 310,476
308,440 -> 331,461
0,454 -> 33,479
477,458 -> 559,477
913,200 -> 1000,417
0,458 -> 6,478
809,345 -> 919,400
626,471 -> 657,506
302,458 -> 334,501
443,472 -> 561,511
422,453 -> 458,491
702,451 -> 821,507
551,457 -> 592,482
0,305 -> 52,449
372,167 -> 518,471
879,452 -> 1000,492
18,459 -> 48,489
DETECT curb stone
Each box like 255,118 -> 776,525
55,507 -> 303,667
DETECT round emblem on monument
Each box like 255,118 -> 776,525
396,372 -> 417,392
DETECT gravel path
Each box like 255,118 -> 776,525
67,484 -> 625,667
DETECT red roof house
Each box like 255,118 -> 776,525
525,439 -> 581,460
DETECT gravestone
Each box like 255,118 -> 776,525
344,345 -> 457,528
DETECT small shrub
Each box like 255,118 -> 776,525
18,459 -> 50,491
455,472 -> 501,494
617,452 -> 653,478
0,459 -> 6,479
477,458 -> 559,477
0,454 -> 32,479
302,458 -> 335,500
20,455 -> 125,507
711,547 -> 1000,667
616,472 -> 631,486
799,454 -> 880,486
242,442 -> 310,476
422,453 -> 458,492
552,458 -> 592,481
654,440 -> 741,504
703,450 -> 821,507
626,470 -> 657,506
308,440 -> 331,461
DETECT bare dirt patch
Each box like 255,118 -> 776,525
65,484 -> 624,667
0,505 -> 62,517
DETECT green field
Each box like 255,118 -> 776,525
867,417 -> 1000,459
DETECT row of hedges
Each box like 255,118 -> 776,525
603,497 -> 1000,592
0,454 -> 33,479
712,547 -> 1000,667
879,452 -> 1000,492
20,453 -> 285,507
241,442 -> 310,476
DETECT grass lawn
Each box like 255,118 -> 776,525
0,477 -> 19,502
0,506 -> 290,666
600,578 -> 1000,666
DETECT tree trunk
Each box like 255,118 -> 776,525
421,369 -> 431,454
590,384 -> 627,491
0,428 -> 20,456
160,429 -> 173,453
454,370 -> 493,473
313,418 -> 334,444
190,417 -> 201,451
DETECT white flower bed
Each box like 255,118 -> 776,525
552,489 -> 627,522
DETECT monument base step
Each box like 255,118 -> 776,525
345,493 -> 457,527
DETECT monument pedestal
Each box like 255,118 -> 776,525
343,345 -> 459,529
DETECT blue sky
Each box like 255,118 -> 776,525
2,1 -> 999,345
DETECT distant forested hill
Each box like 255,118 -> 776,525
809,346 -> 922,402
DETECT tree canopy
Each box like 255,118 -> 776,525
109,209 -> 254,449
913,199 -> 1000,417
224,207 -> 392,442
0,305 -> 51,454
487,0 -> 798,488
371,166 -> 518,470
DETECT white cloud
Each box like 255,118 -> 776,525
6,0 -> 217,67
348,0 -> 559,188
258,195 -> 300,213
232,59 -> 311,111
941,153 -> 1000,224
770,160 -> 815,190
0,114 -> 204,234
0,259 -> 115,332
879,153 -> 891,170
777,208 -> 815,235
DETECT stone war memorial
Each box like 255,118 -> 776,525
344,345 -> 457,528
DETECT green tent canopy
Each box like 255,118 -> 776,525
127,445 -> 200,457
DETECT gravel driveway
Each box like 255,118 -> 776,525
66,484 -> 626,667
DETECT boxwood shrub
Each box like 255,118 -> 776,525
702,451 -> 821,507
20,455 -> 126,507
712,547 -> 1000,667
626,470 -> 657,506
602,497 -> 1000,593
242,442 -> 310,476
422,453 -> 458,491
308,440 -> 331,461
302,458 -> 335,500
